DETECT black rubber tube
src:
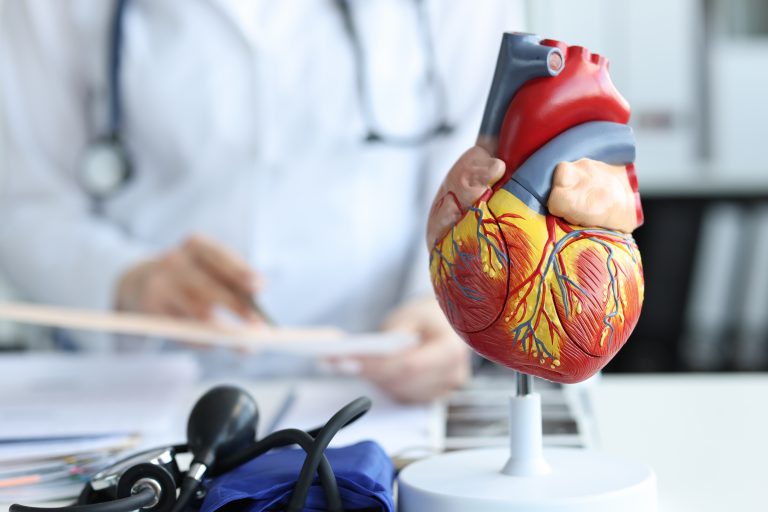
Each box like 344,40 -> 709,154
285,397 -> 372,512
214,428 -> 343,512
10,487 -> 156,512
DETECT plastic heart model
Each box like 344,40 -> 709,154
428,33 -> 644,383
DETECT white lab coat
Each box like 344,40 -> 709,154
0,0 -> 523,333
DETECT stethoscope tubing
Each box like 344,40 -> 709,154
82,0 -> 453,199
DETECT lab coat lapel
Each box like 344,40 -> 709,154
205,0 -> 264,48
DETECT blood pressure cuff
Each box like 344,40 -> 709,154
199,441 -> 395,512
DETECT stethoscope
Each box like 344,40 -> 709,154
79,0 -> 454,201
11,386 -> 371,512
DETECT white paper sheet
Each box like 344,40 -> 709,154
0,353 -> 200,440
272,378 -> 444,457
0,435 -> 139,466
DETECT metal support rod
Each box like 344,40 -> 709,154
516,372 -> 533,396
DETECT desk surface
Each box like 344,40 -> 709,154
3,373 -> 766,512
592,374 -> 768,512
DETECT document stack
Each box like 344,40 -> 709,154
0,353 -> 200,504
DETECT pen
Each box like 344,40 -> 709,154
266,386 -> 297,434
244,293 -> 275,326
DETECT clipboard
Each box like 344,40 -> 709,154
0,302 -> 417,356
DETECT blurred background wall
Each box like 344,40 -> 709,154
526,0 -> 768,373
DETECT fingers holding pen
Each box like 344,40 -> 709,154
183,234 -> 260,295
116,234 -> 264,323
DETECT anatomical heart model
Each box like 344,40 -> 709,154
428,33 -> 644,383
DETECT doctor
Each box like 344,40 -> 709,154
0,0 -> 524,401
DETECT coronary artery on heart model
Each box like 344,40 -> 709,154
429,33 -> 644,384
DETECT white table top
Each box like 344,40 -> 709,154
591,374 -> 768,512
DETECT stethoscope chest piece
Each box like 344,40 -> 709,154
79,136 -> 132,199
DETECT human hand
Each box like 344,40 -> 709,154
116,234 -> 262,322
353,297 -> 470,404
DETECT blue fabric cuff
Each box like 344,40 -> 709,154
199,441 -> 395,512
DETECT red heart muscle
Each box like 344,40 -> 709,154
429,35 -> 644,384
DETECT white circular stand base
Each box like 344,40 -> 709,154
398,447 -> 657,512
